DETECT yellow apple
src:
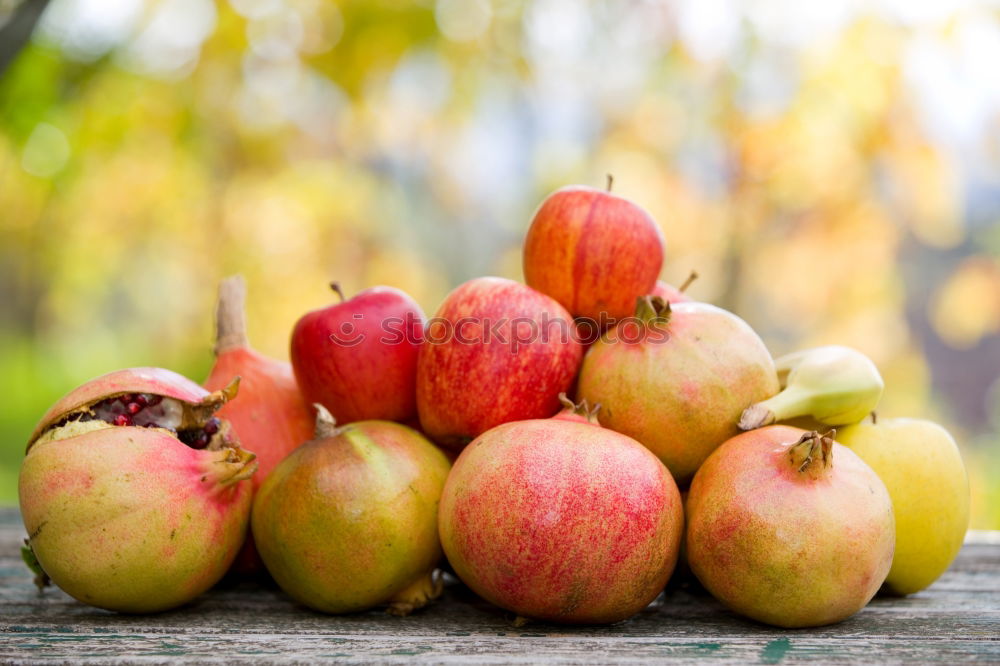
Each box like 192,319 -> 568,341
837,418 -> 970,595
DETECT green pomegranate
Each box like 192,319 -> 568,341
577,297 -> 779,485
252,405 -> 451,614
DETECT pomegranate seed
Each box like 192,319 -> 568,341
127,402 -> 142,415
134,394 -> 148,408
146,395 -> 162,407
189,433 -> 210,449
203,418 -> 220,435
113,414 -> 132,426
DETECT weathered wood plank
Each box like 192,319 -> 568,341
2,507 -> 998,663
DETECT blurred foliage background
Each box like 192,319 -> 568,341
1,0 -> 998,527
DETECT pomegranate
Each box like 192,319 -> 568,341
439,396 -> 683,624
252,406 -> 451,615
523,177 -> 665,323
577,296 -> 779,485
686,426 -> 894,628
204,276 -> 314,574
416,277 -> 583,450
291,283 -> 424,424
19,367 -> 256,613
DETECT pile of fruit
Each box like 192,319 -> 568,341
19,183 -> 970,628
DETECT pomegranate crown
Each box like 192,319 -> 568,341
634,295 -> 672,325
788,430 -> 836,477
556,393 -> 601,425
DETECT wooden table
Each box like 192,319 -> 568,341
1,507 -> 998,664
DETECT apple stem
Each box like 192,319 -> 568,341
606,173 -> 614,192
214,275 -> 250,355
871,411 -> 878,425
329,281 -> 345,302
679,270 -> 699,293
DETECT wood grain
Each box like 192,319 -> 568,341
1,507 -> 997,664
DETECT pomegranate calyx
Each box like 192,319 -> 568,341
634,295 -> 672,325
556,392 -> 601,425
788,430 -> 836,476
385,569 -> 443,616
214,276 -> 250,355
207,446 -> 258,487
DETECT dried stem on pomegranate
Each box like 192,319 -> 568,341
313,403 -> 349,439
214,446 -> 259,486
214,275 -> 250,355
558,392 -> 601,424
634,295 -> 672,325
788,430 -> 836,476
385,569 -> 444,616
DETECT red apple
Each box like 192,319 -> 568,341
291,283 -> 424,424
416,277 -> 584,449
523,181 -> 664,324
651,270 -> 698,303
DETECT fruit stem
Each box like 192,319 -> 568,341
678,270 -> 699,293
606,173 -> 614,191
557,392 -> 601,424
739,386 -> 812,431
216,447 -> 258,486
313,403 -> 348,439
787,430 -> 835,477
386,569 -> 443,616
214,276 -> 250,355
871,411 -> 878,425
634,295 -> 671,325
330,281 -> 345,302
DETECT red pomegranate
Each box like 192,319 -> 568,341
439,396 -> 683,624
204,276 -> 314,574
686,426 -> 895,628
